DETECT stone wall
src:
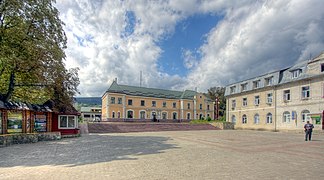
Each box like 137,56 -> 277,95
210,122 -> 235,130
0,132 -> 61,147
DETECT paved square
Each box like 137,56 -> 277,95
1,130 -> 324,180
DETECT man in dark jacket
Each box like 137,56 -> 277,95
304,121 -> 314,141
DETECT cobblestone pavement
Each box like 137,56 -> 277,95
0,130 -> 324,180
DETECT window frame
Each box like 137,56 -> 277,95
266,113 -> 272,124
110,97 -> 115,104
301,110 -> 310,123
152,101 -> 156,107
301,86 -> 310,99
231,100 -> 236,109
292,69 -> 301,79
117,97 -> 122,104
140,100 -> 145,106
254,114 -> 260,124
283,111 -> 291,123
231,115 -> 236,124
128,99 -> 133,106
283,90 -> 291,101
267,93 -> 273,104
254,95 -> 260,105
253,80 -> 261,89
58,115 -> 77,129
242,98 -> 247,107
242,115 -> 247,124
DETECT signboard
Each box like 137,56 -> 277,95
0,112 -> 2,134
7,111 -> 23,133
34,114 -> 47,132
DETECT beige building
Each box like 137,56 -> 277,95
102,80 -> 215,122
225,52 -> 324,131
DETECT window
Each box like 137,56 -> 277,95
152,101 -> 156,107
187,113 -> 190,120
173,102 -> 176,108
254,114 -> 260,124
140,111 -> 146,119
199,104 -> 202,110
321,64 -> 324,72
59,115 -> 77,129
267,93 -> 273,104
128,99 -> 133,105
117,112 -> 120,118
283,90 -> 291,101
141,100 -> 145,106
242,98 -> 247,106
163,102 -> 167,107
112,112 -> 115,118
254,96 -> 260,105
162,112 -> 167,119
242,115 -> 247,124
283,111 -> 291,123
230,86 -> 236,94
187,103 -> 191,109
173,112 -> 177,119
265,77 -> 273,86
241,83 -> 248,92
110,97 -> 115,104
253,80 -> 261,89
231,100 -> 236,109
231,115 -> 236,124
266,113 -> 272,124
292,69 -> 301,78
301,110 -> 310,123
127,110 -> 133,118
301,86 -> 310,99
207,105 -> 210,111
118,98 -> 122,104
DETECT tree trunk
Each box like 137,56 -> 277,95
4,71 -> 15,101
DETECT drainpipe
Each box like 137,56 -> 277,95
274,87 -> 277,132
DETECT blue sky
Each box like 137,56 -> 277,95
55,0 -> 324,97
159,13 -> 221,76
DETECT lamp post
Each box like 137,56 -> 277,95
214,97 -> 220,120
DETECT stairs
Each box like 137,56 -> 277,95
88,122 -> 220,133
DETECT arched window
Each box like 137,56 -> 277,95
242,114 -> 247,124
266,113 -> 272,124
127,110 -> 134,118
301,110 -> 310,123
187,113 -> 191,120
112,112 -> 115,118
283,111 -> 290,123
173,112 -> 177,120
254,114 -> 260,124
140,111 -> 146,119
231,115 -> 236,124
162,112 -> 167,119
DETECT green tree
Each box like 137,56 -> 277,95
206,87 -> 226,117
0,0 -> 79,108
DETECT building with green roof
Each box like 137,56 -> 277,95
102,80 -> 215,122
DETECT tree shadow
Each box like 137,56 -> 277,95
0,134 -> 178,167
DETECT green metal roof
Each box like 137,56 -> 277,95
106,81 -> 197,100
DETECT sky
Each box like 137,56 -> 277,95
55,0 -> 324,97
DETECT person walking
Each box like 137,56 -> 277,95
304,121 -> 314,141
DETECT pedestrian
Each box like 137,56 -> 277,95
304,121 -> 314,141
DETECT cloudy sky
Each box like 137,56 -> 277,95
55,0 -> 324,97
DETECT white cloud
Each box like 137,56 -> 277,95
55,0 -> 324,96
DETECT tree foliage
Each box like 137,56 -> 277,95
0,0 -> 79,110
206,87 -> 226,116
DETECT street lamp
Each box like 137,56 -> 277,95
214,97 -> 220,120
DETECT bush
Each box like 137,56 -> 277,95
206,116 -> 212,121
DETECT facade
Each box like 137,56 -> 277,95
0,100 -> 79,135
102,80 -> 215,122
225,52 -> 324,131
80,107 -> 102,122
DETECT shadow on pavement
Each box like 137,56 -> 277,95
0,134 -> 177,167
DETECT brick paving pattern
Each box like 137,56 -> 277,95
0,130 -> 324,180
88,122 -> 220,133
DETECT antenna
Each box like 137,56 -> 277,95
140,71 -> 142,87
